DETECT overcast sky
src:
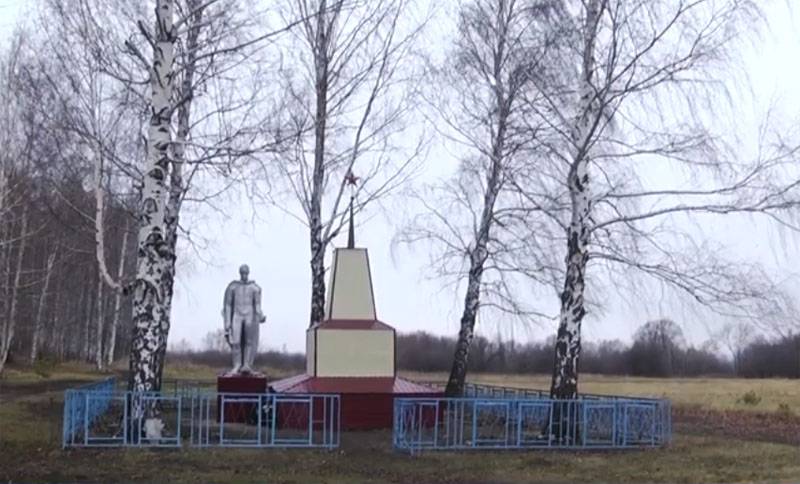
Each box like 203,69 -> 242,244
1,1 -> 799,353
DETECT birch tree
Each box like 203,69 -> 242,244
30,252 -> 57,363
399,0 -> 563,396
509,0 -> 800,399
106,223 -> 129,366
0,30 -> 44,372
273,0 -> 427,328
0,208 -> 29,373
124,0 -> 299,390
127,0 -> 178,392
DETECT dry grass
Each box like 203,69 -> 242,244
402,371 -> 800,414
2,364 -> 800,483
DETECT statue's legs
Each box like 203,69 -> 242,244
241,317 -> 260,374
230,343 -> 242,374
230,316 -> 245,374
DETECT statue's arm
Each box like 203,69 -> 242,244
254,283 -> 266,323
222,282 -> 234,334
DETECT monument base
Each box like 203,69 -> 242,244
269,374 -> 442,430
217,374 -> 268,424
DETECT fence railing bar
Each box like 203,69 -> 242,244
393,395 -> 671,453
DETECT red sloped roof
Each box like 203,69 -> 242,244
315,319 -> 394,331
269,374 -> 440,394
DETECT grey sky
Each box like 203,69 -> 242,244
2,1 -> 799,353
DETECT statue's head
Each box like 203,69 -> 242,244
239,264 -> 250,282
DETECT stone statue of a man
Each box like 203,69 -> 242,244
222,264 -> 266,375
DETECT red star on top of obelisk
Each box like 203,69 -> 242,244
344,170 -> 360,187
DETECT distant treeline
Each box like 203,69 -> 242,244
171,319 -> 800,379
168,349 -> 306,373
394,325 -> 732,377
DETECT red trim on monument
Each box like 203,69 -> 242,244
270,374 -> 439,394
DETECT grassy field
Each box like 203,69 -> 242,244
403,372 -> 800,414
157,363 -> 800,414
2,363 -> 800,483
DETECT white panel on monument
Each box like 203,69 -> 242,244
315,328 -> 394,377
324,249 -> 376,321
304,246 -> 396,378
306,328 -> 316,376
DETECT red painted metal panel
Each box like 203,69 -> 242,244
270,374 -> 443,430
275,392 -> 444,430
216,375 -> 267,423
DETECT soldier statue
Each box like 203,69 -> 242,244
222,264 -> 266,375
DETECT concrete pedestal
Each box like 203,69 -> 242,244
216,374 -> 267,424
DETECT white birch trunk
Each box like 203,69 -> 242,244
308,0 -> 330,329
94,273 -> 105,370
53,280 -> 64,360
94,139 -> 121,290
106,223 -> 128,367
128,0 -> 176,393
0,174 -> 9,369
154,0 -> 202,390
30,252 -> 56,363
444,2 -> 512,396
445,100 -> 508,397
83,282 -> 93,361
550,0 -> 602,400
0,207 -> 28,373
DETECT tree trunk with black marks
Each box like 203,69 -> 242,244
94,271 -> 105,370
84,274 -> 96,362
444,120 -> 507,395
308,0 -> 330,329
0,207 -> 27,373
444,249 -> 486,396
52,276 -> 65,360
550,0 -> 602,401
444,0 -> 513,396
128,0 -> 176,394
30,252 -> 56,363
106,224 -> 128,367
152,0 -> 203,391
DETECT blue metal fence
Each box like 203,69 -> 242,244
62,384 -> 340,449
460,382 -> 666,402
190,392 -> 340,448
62,377 -> 116,448
63,389 -> 183,448
393,396 -> 671,453
64,379 -> 669,453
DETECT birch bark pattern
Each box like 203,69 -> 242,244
30,252 -> 56,363
128,0 -> 176,393
0,207 -> 28,373
94,139 -> 121,291
549,0 -> 602,400
94,272 -> 105,370
444,161 -> 505,395
308,0 -> 331,328
443,0 -> 513,396
106,224 -> 128,366
154,0 -> 202,390
0,176 -> 9,371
